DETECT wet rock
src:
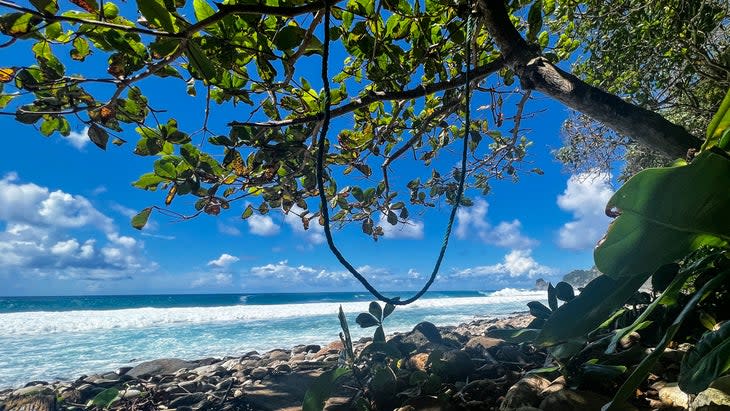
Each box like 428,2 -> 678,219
414,322 -> 442,343
274,363 -> 292,373
499,375 -> 550,410
430,350 -> 474,382
11,385 -> 53,397
304,344 -> 321,353
465,336 -> 504,353
126,358 -> 197,379
268,349 -> 290,361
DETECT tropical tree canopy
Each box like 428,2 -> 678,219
0,0 -> 715,243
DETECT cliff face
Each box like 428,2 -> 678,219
561,267 -> 602,288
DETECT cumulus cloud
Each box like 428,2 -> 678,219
283,206 -> 325,245
247,214 -> 280,236
556,171 -> 614,250
379,215 -> 424,239
192,272 -> 233,287
0,173 -> 152,281
455,199 -> 535,248
218,221 -> 242,236
207,253 -> 240,268
64,127 -> 90,150
452,249 -> 554,279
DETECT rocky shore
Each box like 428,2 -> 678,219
2,313 -> 723,411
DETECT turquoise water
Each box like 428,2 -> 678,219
0,289 -> 545,388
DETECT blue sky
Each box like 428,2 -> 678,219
0,3 -> 618,296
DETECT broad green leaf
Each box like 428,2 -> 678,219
383,302 -> 395,319
132,172 -> 165,190
356,312 -> 379,328
241,205 -> 254,219
547,283 -> 558,311
136,0 -> 177,32
30,0 -> 59,15
702,89 -> 730,150
527,301 -> 551,319
595,150 -> 730,279
368,301 -> 382,321
91,387 -> 119,408
0,13 -> 41,37
273,25 -> 306,50
373,325 -> 385,343
193,0 -> 216,22
536,274 -> 649,345
302,367 -> 351,411
554,281 -> 575,302
185,40 -> 220,83
131,207 -> 152,230
679,321 -> 730,394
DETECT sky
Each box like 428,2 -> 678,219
0,3 -> 619,296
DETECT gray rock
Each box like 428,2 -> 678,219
250,367 -> 269,379
12,385 -> 53,397
121,388 -> 142,399
413,321 -> 442,343
430,350 -> 474,382
465,336 -> 504,353
658,383 -> 690,409
268,349 -> 290,361
126,358 -> 197,379
499,375 -> 550,410
169,392 -> 206,408
192,364 -> 224,376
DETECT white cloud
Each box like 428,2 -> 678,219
218,221 -> 242,236
247,215 -> 280,236
556,171 -> 614,250
0,174 -> 152,281
380,215 -> 424,239
207,253 -> 240,268
65,127 -> 90,150
452,249 -> 554,279
283,206 -> 325,245
250,260 -> 318,281
455,199 -> 535,248
192,272 -> 233,287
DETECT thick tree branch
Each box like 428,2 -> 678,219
229,57 -> 505,128
478,0 -> 702,159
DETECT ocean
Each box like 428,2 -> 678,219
0,289 -> 546,389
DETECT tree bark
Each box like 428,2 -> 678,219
478,0 -> 702,159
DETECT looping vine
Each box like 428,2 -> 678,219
315,1 -> 475,305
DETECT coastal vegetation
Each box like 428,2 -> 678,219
0,0 -> 729,410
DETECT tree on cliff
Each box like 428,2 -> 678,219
0,0 -> 726,300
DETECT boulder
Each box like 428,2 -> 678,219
499,375 -> 550,410
126,358 -> 197,379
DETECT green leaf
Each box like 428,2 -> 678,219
595,150 -> 730,280
30,0 -> 59,15
368,301 -> 382,321
356,312 -> 379,328
537,274 -> 650,345
91,387 -> 119,408
193,0 -> 216,22
136,0 -> 177,32
241,204 -> 254,219
302,367 -> 352,411
703,89 -> 730,150
547,283 -> 558,311
679,321 -> 730,394
131,207 -> 152,230
554,282 -> 575,302
373,325 -> 385,343
71,37 -> 90,60
527,301 -> 552,319
273,25 -> 306,50
88,124 -> 109,150
527,0 -> 543,42
338,306 -> 354,360
185,40 -> 220,83
383,303 -> 395,319
605,269 -> 730,411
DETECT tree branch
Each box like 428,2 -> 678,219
478,0 -> 702,159
229,57 -> 505,128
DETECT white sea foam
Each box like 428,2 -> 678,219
0,291 -> 545,336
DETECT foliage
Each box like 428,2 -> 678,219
553,0 -> 729,179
